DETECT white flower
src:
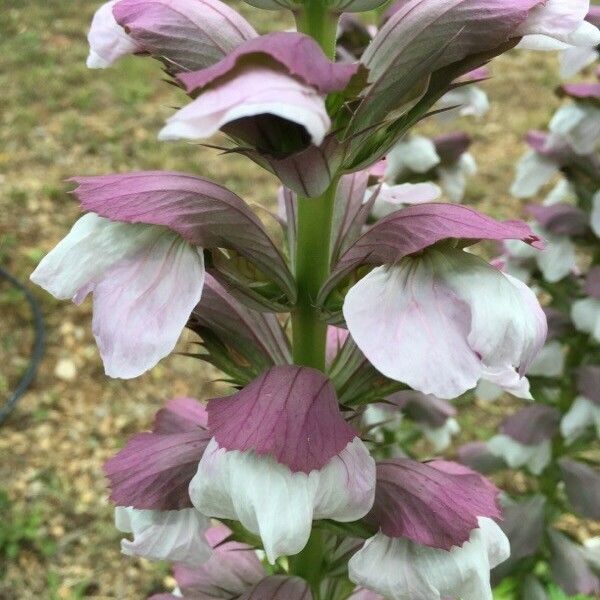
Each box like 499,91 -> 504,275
561,396 -> 600,444
487,435 -> 551,475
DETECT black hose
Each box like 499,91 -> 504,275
0,265 -> 45,425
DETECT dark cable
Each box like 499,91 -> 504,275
0,265 -> 45,425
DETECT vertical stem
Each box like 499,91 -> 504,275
295,1 -> 340,58
292,181 -> 338,370
289,5 -> 340,593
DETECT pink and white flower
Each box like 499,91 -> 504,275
189,366 -> 376,563
86,0 -> 256,71
349,459 -> 508,600
30,172 -> 291,379
344,247 -> 546,399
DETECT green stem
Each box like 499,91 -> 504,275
295,1 -> 340,58
289,6 -> 340,594
291,181 -> 338,370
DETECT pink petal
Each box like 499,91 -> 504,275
367,458 -> 501,550
178,32 -> 360,96
161,66 -> 330,147
207,366 -> 357,472
112,0 -> 256,72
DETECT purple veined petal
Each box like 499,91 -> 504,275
501,405 -> 561,445
321,202 -> 543,305
30,213 -> 206,379
237,576 -> 313,600
352,0 -> 541,137
87,0 -> 140,68
491,495 -> 546,582
343,248 -> 546,399
527,202 -> 589,236
187,274 -> 291,367
366,458 -> 500,550
178,32 -> 361,97
578,365 -> 600,405
588,5 -> 600,28
189,437 -> 375,563
348,518 -> 510,600
115,506 -> 212,566
585,267 -> 600,300
172,524 -> 265,598
111,0 -> 256,73
559,459 -> 600,520
153,397 -> 209,434
70,171 -> 294,300
161,66 -> 331,147
206,366 -> 357,473
457,442 -> 507,475
548,529 -> 600,596
516,0 -> 600,50
105,398 -> 210,510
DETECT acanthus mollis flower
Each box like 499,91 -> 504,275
159,33 -> 361,172
511,129 -> 600,199
384,133 -> 476,203
189,365 -> 376,563
105,397 -> 213,564
349,459 -> 508,600
548,84 -> 600,156
593,191 -> 600,237
572,269 -> 600,342
86,0 -> 257,71
344,0 -> 600,166
487,405 -> 561,474
560,7 -> 600,78
148,524 -> 266,600
561,365 -> 600,443
30,172 -> 294,378
385,391 -> 460,452
332,204 -> 547,400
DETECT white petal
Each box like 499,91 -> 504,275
571,298 -> 600,342
370,182 -> 441,219
159,66 -> 330,146
487,435 -> 551,475
343,258 -> 482,399
510,151 -> 558,198
385,136 -> 440,180
549,103 -> 600,155
421,418 -> 460,452
475,379 -> 504,403
560,396 -> 600,444
544,179 -> 575,205
30,214 -> 156,301
87,0 -> 138,69
527,341 -> 565,378
560,47 -> 599,79
189,438 -> 375,563
480,367 -> 532,400
348,518 -> 509,600
115,507 -> 212,566
91,231 -> 204,378
438,165 -> 467,202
